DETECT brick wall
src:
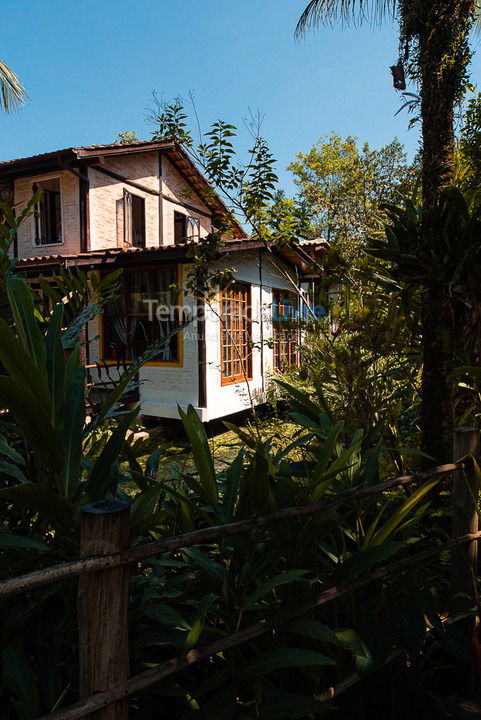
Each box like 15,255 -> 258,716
88,152 -> 160,250
161,157 -> 212,245
14,170 -> 80,259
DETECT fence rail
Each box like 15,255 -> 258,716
2,430 -> 480,720
0,462 -> 463,600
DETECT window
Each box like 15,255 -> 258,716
220,282 -> 252,384
33,178 -> 62,245
174,212 -> 201,243
272,289 -> 299,371
102,267 -> 181,363
187,216 -> 200,240
124,191 -> 145,248
174,211 -> 186,244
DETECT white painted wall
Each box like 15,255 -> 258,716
201,250 -> 298,422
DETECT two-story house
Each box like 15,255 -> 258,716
0,140 -> 323,421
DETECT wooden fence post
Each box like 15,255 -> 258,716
78,499 -> 131,719
451,427 -> 480,628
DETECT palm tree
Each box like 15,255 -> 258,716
0,59 -> 28,112
297,0 -> 478,463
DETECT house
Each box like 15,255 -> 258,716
0,140 -> 323,421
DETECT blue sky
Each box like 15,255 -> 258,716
2,1 -> 480,194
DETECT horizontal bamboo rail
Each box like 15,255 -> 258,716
0,462 -> 461,600
38,528 -> 481,720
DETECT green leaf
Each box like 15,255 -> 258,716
45,303 -> 66,427
60,366 -> 86,499
370,475 -> 442,546
142,603 -> 190,629
333,542 -> 402,583
183,593 -> 217,651
0,318 -> 51,410
0,376 -> 64,472
261,690 -> 328,719
7,276 -> 46,372
285,617 -> 339,645
178,404 -> 218,505
184,547 -> 226,585
243,569 -> 308,609
0,484 -> 74,531
1,645 -> 40,720
87,408 -> 138,499
130,485 -> 163,537
0,527 -> 48,551
242,648 -> 336,677
0,457 -> 28,484
0,435 -> 25,465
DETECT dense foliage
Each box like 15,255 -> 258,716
0,193 -> 475,719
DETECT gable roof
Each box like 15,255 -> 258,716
0,140 -> 246,239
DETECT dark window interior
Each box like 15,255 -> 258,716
102,267 -> 181,363
174,211 -> 187,244
33,178 -> 62,246
124,191 -> 145,248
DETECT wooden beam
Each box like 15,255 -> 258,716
90,163 -> 212,219
58,159 -> 90,183
90,164 -> 161,197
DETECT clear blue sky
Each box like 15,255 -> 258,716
2,0 -> 481,194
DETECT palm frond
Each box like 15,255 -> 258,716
295,0 -> 397,37
0,60 -> 28,113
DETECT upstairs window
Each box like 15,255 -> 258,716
124,191 -> 145,248
187,216 -> 201,240
220,282 -> 252,384
102,267 -> 181,364
174,211 -> 186,244
272,289 -> 299,371
33,178 -> 62,246
174,212 -> 201,243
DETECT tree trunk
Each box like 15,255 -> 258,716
418,0 -> 475,462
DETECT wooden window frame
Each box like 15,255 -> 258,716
220,281 -> 253,386
99,264 -> 183,368
32,175 -> 64,248
174,211 -> 187,244
272,288 -> 300,372
123,190 -> 146,248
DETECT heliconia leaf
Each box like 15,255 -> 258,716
242,648 -> 336,678
141,602 -> 190,630
183,593 -> 217,651
1,645 -> 40,720
260,690 -> 328,719
60,366 -> 86,500
275,378 -> 325,422
0,436 -> 25,466
0,484 -> 73,531
0,458 -> 28,484
130,485 -> 163,537
0,318 -> 51,410
370,475 -> 442,546
0,527 -> 48,551
178,404 -> 218,505
242,569 -> 308,609
0,376 -> 64,472
45,303 -> 66,428
87,408 -> 138,499
333,542 -> 402,583
7,276 -> 46,373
